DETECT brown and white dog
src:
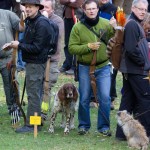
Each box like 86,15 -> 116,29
48,83 -> 78,134
117,110 -> 149,150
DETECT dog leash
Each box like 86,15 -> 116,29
120,109 -> 150,127
134,109 -> 150,119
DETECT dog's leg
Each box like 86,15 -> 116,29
48,110 -> 57,133
70,108 -> 75,130
64,108 -> 71,135
142,145 -> 148,150
60,111 -> 65,128
128,138 -> 141,150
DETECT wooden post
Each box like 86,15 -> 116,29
34,112 -> 38,138
30,112 -> 41,138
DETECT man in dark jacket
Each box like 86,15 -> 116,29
114,0 -> 150,140
8,0 -> 53,133
59,0 -> 84,75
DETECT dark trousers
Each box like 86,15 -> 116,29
62,18 -> 75,70
116,73 -> 150,139
0,67 -> 14,109
110,68 -> 118,101
26,63 -> 45,126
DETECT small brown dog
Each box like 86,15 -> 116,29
117,110 -> 149,150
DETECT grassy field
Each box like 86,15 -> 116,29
0,71 -> 149,150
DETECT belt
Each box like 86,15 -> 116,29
78,59 -> 108,66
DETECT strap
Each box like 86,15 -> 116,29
81,22 -> 107,45
89,51 -> 98,105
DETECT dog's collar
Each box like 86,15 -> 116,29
120,118 -> 133,128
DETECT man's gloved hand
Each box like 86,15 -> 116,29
88,42 -> 101,51
106,38 -> 116,58
6,60 -> 12,70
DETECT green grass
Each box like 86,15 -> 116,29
0,72 -> 149,150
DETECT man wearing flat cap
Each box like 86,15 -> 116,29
8,0 -> 53,133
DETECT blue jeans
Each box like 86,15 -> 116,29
17,32 -> 25,69
78,64 -> 111,132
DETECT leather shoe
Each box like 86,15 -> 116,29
15,125 -> 42,133
65,69 -> 74,75
59,67 -> 67,73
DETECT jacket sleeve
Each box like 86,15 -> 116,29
124,21 -> 145,66
69,24 -> 91,55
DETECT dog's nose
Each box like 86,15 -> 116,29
69,93 -> 73,97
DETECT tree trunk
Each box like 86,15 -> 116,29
113,0 -> 133,15
113,0 -> 124,7
123,0 -> 133,15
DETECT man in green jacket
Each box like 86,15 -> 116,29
69,0 -> 114,136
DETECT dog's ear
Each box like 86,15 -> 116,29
58,85 -> 65,100
73,85 -> 78,101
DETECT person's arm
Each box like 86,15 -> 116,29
124,21 -> 145,66
69,24 -> 97,55
60,0 -> 84,9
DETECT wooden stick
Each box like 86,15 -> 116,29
34,112 -> 38,138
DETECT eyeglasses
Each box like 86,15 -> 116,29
85,8 -> 98,11
135,6 -> 147,12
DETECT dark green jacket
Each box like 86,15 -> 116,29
69,17 -> 114,69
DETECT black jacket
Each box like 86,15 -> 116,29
119,13 -> 150,75
18,12 -> 52,64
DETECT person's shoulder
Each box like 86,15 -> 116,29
0,9 -> 15,16
126,19 -> 139,28
99,17 -> 109,24
34,16 -> 51,31
36,15 -> 50,25
50,13 -> 63,24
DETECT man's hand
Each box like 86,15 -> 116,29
42,11 -> 49,18
106,38 -> 116,58
88,42 -> 101,51
10,41 -> 19,49
70,0 -> 76,2
109,16 -> 117,29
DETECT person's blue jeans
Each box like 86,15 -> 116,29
17,32 -> 25,70
78,64 -> 111,132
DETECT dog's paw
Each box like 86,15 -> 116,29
64,127 -> 69,135
48,127 -> 54,133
